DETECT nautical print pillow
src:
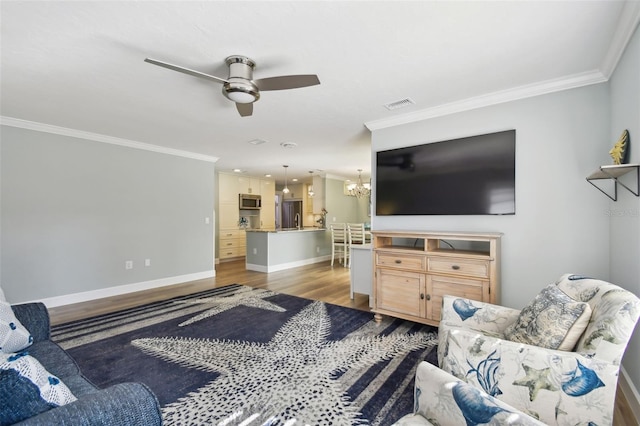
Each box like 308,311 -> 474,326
504,284 -> 591,350
1,351 -> 77,424
1,301 -> 33,353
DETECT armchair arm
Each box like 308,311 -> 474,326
440,328 -> 619,425
11,303 -> 51,342
440,295 -> 520,333
393,362 -> 545,426
16,382 -> 162,426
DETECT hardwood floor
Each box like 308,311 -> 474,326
48,259 -> 637,425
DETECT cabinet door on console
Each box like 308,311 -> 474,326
426,275 -> 486,322
376,268 -> 426,318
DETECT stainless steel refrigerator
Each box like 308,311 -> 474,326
280,200 -> 302,229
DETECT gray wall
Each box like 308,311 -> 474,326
372,84 -> 611,311
324,178 -> 370,226
609,24 -> 640,391
1,125 -> 215,302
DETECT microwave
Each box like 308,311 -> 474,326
239,193 -> 261,209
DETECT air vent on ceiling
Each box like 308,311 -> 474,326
248,139 -> 267,145
384,98 -> 415,111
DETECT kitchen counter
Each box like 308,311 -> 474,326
246,227 -> 326,233
245,228 -> 331,273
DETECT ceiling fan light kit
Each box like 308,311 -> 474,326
144,54 -> 320,117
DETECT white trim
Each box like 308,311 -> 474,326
246,255 -> 331,273
600,1 -> 640,78
364,70 -> 607,131
27,270 -> 216,308
0,116 -> 219,164
620,366 -> 640,424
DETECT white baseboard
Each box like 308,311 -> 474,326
29,270 -> 216,308
246,255 -> 332,273
620,366 -> 640,423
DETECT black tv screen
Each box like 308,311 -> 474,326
376,130 -> 515,215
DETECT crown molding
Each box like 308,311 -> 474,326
364,70 -> 607,131
600,1 -> 640,78
365,4 -> 640,133
0,116 -> 219,163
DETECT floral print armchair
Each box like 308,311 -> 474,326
432,274 -> 640,425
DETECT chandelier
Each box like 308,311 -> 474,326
347,169 -> 371,198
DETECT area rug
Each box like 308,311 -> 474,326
52,284 -> 438,425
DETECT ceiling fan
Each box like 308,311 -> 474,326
144,55 -> 320,117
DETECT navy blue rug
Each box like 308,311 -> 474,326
52,285 -> 437,425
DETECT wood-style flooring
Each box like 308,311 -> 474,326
48,259 -> 637,425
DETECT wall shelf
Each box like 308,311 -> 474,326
586,164 -> 639,201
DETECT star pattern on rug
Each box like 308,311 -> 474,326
132,301 -> 435,425
174,287 -> 285,326
512,363 -> 558,401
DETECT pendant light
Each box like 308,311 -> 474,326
307,171 -> 315,197
282,165 -> 290,194
348,169 -> 371,198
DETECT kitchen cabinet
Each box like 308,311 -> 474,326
239,176 -> 261,195
372,230 -> 501,326
217,172 -> 275,261
311,176 -> 325,213
260,180 -> 276,229
219,229 -> 246,260
218,172 -> 240,204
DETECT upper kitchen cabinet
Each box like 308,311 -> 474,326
312,176 -> 325,213
218,172 -> 241,204
260,180 -> 276,229
239,176 -> 262,195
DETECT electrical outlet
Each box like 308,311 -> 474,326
252,248 -> 257,255
144,259 -> 151,267
125,260 -> 133,270
204,217 -> 210,224
316,246 -> 320,253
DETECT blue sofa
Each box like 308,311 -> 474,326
8,303 -> 162,425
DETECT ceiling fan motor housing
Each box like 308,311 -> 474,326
223,55 -> 259,103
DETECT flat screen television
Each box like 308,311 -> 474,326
376,130 -> 515,215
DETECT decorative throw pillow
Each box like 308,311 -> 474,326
504,284 -> 592,350
1,351 -> 77,424
1,301 -> 33,353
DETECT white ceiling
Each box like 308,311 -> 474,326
1,1 -> 638,185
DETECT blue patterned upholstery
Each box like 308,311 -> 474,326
396,274 -> 640,426
5,303 -> 162,426
439,274 -> 639,425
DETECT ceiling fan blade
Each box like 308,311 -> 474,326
236,102 -> 253,117
255,75 -> 320,91
144,58 -> 228,84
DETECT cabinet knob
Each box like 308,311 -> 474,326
420,293 -> 425,300
395,259 -> 402,264
451,265 -> 460,270
426,294 -> 431,301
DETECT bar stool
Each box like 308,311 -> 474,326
330,223 -> 348,267
347,223 -> 366,268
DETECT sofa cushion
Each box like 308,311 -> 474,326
1,351 -> 77,424
1,300 -> 33,353
504,284 -> 591,350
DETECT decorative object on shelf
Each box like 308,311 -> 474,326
346,169 -> 371,198
282,165 -> 290,194
238,216 -> 249,228
609,129 -> 629,165
307,171 -> 315,198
